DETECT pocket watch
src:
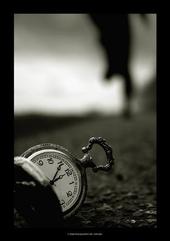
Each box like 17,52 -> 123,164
19,137 -> 114,219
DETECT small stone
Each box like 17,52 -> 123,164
96,203 -> 113,212
133,211 -> 143,217
126,192 -> 133,196
139,203 -> 146,208
103,189 -> 113,196
131,219 -> 136,224
125,206 -> 136,212
82,220 -> 92,225
145,210 -> 157,215
126,192 -> 138,199
117,205 -> 123,210
138,223 -> 145,227
147,203 -> 154,208
147,218 -> 157,223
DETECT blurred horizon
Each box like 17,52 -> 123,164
14,14 -> 156,116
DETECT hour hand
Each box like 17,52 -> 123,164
53,174 -> 66,182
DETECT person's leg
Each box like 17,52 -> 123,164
124,70 -> 132,100
122,70 -> 133,117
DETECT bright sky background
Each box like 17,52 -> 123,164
14,14 -> 156,115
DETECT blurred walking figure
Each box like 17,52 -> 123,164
89,14 -> 147,117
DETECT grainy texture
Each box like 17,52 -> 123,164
14,112 -> 156,228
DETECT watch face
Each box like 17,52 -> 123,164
22,144 -> 87,218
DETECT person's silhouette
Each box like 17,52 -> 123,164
89,14 -> 148,117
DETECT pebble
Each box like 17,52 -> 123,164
147,203 -> 154,208
126,192 -> 138,199
103,189 -> 113,196
131,219 -> 136,224
96,203 -> 113,212
145,210 -> 157,215
147,218 -> 157,223
82,220 -> 92,225
125,206 -> 136,212
133,211 -> 143,217
139,203 -> 146,208
117,205 -> 123,210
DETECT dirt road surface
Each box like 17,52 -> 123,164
14,112 -> 156,228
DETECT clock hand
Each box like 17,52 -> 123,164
46,177 -> 56,186
53,174 -> 66,182
51,164 -> 63,182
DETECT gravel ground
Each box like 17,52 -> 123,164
14,112 -> 156,228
